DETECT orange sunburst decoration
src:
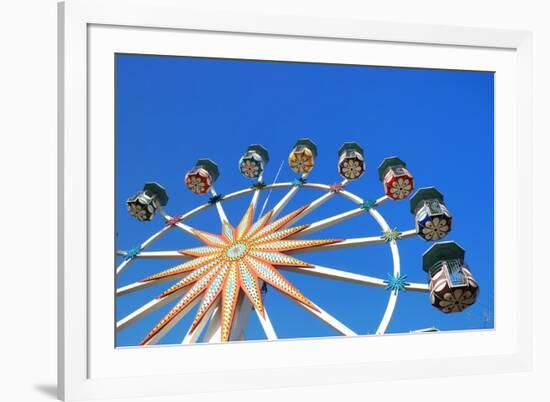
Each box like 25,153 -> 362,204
140,204 -> 341,344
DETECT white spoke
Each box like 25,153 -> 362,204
160,182 -> 375,227
116,224 -> 174,275
397,228 -> 418,237
181,301 -> 220,344
156,181 -> 347,228
158,207 -> 197,236
298,191 -> 390,239
117,273 -> 190,296
294,207 -> 364,238
202,305 -> 223,343
229,297 -> 253,341
292,192 -> 392,238
142,297 -> 201,346
116,289 -> 185,331
289,297 -> 356,336
303,191 -> 336,214
376,195 -> 391,205
292,236 -> 384,252
289,228 -> 417,254
256,305 -> 277,340
404,282 -> 429,291
210,185 -> 229,224
284,179 -> 349,228
269,173 -> 308,221
280,265 -> 428,292
271,186 -> 299,220
116,279 -> 161,296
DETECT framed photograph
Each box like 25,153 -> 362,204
58,0 -> 533,400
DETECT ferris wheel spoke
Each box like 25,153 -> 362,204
287,296 -> 356,336
283,179 -> 349,228
269,173 -> 309,221
196,181 -> 333,206
157,207 -> 200,236
210,185 -> 229,224
279,265 -> 428,292
116,268 -> 196,295
293,207 -> 365,238
158,189 -> 235,234
116,288 -> 187,331
142,297 -> 202,346
116,224 -> 175,275
153,182 -> 319,239
289,228 -> 417,254
405,282 -> 429,291
181,300 -> 220,344
202,304 -> 223,342
286,193 -> 402,240
289,236 -> 383,252
116,250 -> 191,259
116,274 -> 186,296
228,296 -> 254,341
255,304 -> 277,340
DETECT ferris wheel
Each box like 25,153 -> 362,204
116,139 -> 480,346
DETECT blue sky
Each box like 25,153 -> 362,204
115,54 -> 494,347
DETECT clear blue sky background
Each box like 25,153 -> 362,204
115,54 -> 494,347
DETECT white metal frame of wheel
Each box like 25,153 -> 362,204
116,173 -> 429,345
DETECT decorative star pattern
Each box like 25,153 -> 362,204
251,181 -> 267,190
360,199 -> 377,211
123,245 -> 141,261
329,182 -> 344,193
382,228 -> 401,242
383,273 -> 410,295
292,177 -> 307,187
140,204 -> 342,344
208,194 -> 224,204
165,215 -> 182,226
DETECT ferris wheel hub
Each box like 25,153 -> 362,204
225,243 -> 248,260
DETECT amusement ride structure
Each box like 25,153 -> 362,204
116,139 -> 479,345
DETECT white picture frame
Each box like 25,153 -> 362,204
58,0 -> 533,400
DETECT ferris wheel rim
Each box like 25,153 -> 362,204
115,177 -> 423,342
